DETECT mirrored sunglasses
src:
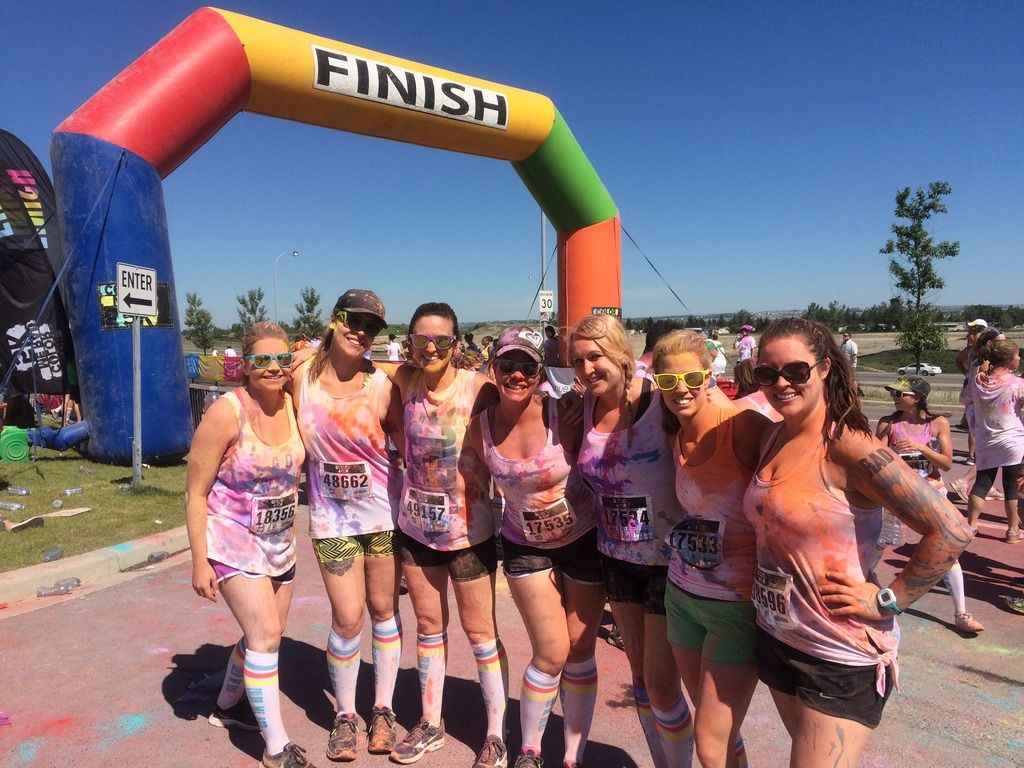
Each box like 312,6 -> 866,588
753,359 -> 822,387
495,358 -> 541,377
410,334 -> 456,350
652,370 -> 709,391
245,352 -> 293,369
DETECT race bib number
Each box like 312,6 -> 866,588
601,495 -> 654,542
900,452 -> 931,478
404,487 -> 452,534
666,517 -> 723,570
321,460 -> 372,501
752,566 -> 794,629
522,498 -> 577,544
250,492 -> 297,535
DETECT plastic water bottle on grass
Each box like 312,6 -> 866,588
55,577 -> 81,590
37,583 -> 72,597
0,501 -> 26,512
41,546 -> 64,562
5,486 -> 30,496
61,487 -> 84,497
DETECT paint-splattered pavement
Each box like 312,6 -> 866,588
1,472 -> 1021,767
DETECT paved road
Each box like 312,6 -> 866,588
1,456 -> 1021,767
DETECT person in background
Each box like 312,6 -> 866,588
464,332 -> 481,354
186,322 -> 316,768
744,318 -> 970,767
708,331 -> 728,381
731,360 -> 782,422
635,320 -> 684,378
543,325 -> 561,368
840,332 -> 858,372
386,333 -> 404,362
732,325 -> 756,363
876,375 -> 984,633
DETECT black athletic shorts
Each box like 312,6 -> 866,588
397,531 -> 498,582
501,528 -> 603,585
599,554 -> 668,615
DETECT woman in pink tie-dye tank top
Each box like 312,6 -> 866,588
741,318 -> 970,766
185,322 -> 313,767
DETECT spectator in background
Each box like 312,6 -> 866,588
841,332 -> 858,371
733,325 -> 756,362
708,331 -> 727,381
385,334 -> 403,362
224,346 -> 237,357
635,320 -> 684,378
543,325 -> 561,367
464,332 -> 481,354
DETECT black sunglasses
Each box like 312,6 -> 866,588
337,310 -> 385,337
753,358 -> 824,387
495,358 -> 541,377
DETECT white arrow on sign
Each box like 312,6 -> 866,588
116,262 -> 157,317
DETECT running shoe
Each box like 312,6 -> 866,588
1005,528 -> 1024,544
965,458 -> 975,466
263,742 -> 318,768
326,713 -> 359,762
954,613 -> 985,633
472,735 -> 508,768
606,624 -> 625,651
367,706 -> 397,754
1004,596 -> 1024,615
514,750 -> 544,768
208,697 -> 259,731
389,719 -> 445,764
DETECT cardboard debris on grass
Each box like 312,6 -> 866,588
2,507 -> 91,533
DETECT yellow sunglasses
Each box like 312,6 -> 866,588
652,369 -> 710,391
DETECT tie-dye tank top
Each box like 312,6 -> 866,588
887,416 -> 943,489
481,396 -> 596,548
577,388 -> 675,566
743,426 -> 898,690
205,389 -> 305,577
399,368 -> 493,550
298,366 -> 402,538
668,413 -> 756,600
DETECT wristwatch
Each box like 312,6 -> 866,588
876,587 -> 903,615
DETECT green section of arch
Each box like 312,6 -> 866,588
513,109 -> 617,233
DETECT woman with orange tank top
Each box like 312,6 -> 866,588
742,318 -> 971,767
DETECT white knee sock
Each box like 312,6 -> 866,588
327,629 -> 361,716
372,615 -> 402,709
245,648 -> 289,755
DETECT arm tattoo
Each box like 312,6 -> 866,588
857,449 -> 895,476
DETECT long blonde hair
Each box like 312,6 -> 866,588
570,314 -> 637,442
652,330 -> 712,435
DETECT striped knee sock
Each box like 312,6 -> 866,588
417,632 -> 447,726
244,649 -> 289,755
651,695 -> 694,768
372,614 -> 402,709
520,664 -> 561,753
633,679 -> 668,768
560,657 -> 597,766
216,637 -> 247,709
734,733 -> 748,767
327,630 -> 361,716
472,639 -> 508,738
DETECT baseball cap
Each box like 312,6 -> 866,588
884,376 -> 930,400
333,289 -> 385,322
967,318 -> 988,329
494,326 -> 544,362
741,324 -> 754,332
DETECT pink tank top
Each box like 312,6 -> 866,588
298,366 -> 402,538
887,416 -> 942,484
668,413 -> 756,600
743,426 -> 898,692
400,368 -> 493,550
481,396 -> 596,548
205,389 -> 305,576
577,387 -> 675,566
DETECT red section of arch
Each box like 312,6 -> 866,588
56,7 -> 250,178
557,215 -> 622,341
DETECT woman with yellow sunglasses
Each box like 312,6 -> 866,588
653,330 -> 770,768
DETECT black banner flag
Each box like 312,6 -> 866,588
0,129 -> 71,396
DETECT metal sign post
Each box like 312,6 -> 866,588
116,262 -> 157,487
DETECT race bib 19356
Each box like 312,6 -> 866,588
250,491 -> 297,535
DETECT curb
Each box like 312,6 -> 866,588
0,525 -> 190,604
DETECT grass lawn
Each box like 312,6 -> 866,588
0,450 -> 185,573
858,348 -> 960,373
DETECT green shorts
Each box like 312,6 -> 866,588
665,582 -> 757,665
313,531 -> 396,563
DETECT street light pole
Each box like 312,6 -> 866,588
273,250 -> 300,323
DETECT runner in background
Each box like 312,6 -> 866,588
467,326 -> 605,768
186,322 -> 316,768
294,291 -> 406,761
876,376 -> 984,633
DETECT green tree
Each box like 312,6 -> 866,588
292,287 -> 325,339
731,308 -> 754,331
236,288 -> 268,329
880,182 -> 959,366
183,292 -> 215,353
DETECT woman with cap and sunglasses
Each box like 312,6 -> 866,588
653,330 -> 770,768
465,326 -> 605,768
876,375 -> 984,633
742,318 -> 970,766
388,302 -> 508,768
569,314 -> 694,768
293,290 -> 406,762
186,322 -> 316,768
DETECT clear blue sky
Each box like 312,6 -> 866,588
6,1 -> 1022,327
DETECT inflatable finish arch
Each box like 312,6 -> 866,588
51,7 -> 620,464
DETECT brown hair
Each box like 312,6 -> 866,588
758,317 -> 870,442
980,339 -> 1019,370
733,359 -> 758,399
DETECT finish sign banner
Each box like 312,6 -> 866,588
0,129 -> 70,395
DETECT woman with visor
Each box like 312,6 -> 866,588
466,326 -> 605,768
743,318 -> 970,766
186,323 -> 316,768
293,290 -> 406,761
652,330 -> 769,768
388,303 -> 508,768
